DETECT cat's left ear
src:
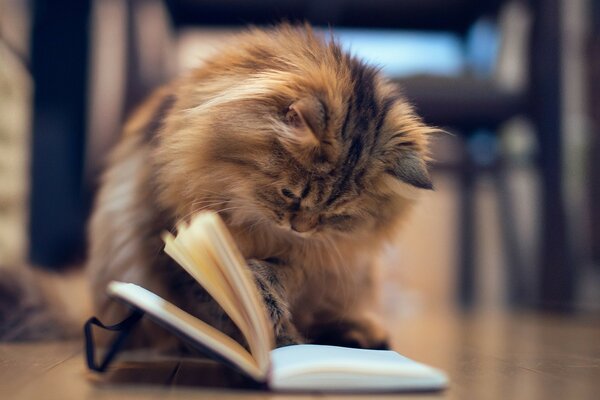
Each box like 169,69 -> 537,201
386,151 -> 433,190
283,97 -> 326,147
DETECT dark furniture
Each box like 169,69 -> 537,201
28,0 -> 573,310
29,0 -> 91,266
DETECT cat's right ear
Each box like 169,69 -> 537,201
281,97 -> 326,148
386,151 -> 433,190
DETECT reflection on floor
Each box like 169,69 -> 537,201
1,311 -> 598,400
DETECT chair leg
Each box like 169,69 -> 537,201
29,0 -> 92,268
530,0 -> 574,310
458,154 -> 477,309
492,164 -> 528,307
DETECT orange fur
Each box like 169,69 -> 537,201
87,24 -> 435,350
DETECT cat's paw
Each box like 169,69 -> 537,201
246,259 -> 303,346
310,316 -> 390,350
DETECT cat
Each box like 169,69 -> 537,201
86,24 -> 435,352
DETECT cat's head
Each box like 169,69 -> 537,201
156,25 -> 435,242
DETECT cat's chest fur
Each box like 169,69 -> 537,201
229,222 -> 377,309
230,221 -> 372,272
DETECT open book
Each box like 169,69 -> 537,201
87,212 -> 448,392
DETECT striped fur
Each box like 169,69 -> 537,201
87,24 -> 435,350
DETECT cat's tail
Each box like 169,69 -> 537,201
0,266 -> 90,341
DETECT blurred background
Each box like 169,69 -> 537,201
0,0 -> 598,316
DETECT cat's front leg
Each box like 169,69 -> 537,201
247,259 -> 304,346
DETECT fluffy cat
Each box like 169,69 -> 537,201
87,24 -> 434,352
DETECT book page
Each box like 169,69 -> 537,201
107,282 -> 265,381
162,213 -> 273,374
269,344 -> 448,392
201,214 -> 274,364
162,231 -> 248,340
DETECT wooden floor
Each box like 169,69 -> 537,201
1,312 -> 599,400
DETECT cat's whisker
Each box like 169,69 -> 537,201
189,199 -> 231,208
179,199 -> 255,222
245,217 -> 265,236
188,202 -> 231,213
213,206 -> 253,215
323,236 -> 348,301
190,198 -> 230,204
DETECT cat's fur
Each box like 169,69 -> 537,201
87,24 -> 434,351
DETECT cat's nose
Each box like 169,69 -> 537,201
290,213 -> 318,233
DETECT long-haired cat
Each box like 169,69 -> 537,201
86,24 -> 434,352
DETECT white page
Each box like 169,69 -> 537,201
107,282 -> 264,381
107,283 -> 447,392
269,344 -> 448,392
164,213 -> 273,372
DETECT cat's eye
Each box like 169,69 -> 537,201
285,107 -> 303,128
281,188 -> 296,199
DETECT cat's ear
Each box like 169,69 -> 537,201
283,97 -> 326,147
386,151 -> 433,190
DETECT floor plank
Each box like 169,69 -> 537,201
2,313 -> 599,400
0,341 -> 81,397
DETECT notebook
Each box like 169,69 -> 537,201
85,212 -> 448,392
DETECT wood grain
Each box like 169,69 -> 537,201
1,313 -> 598,400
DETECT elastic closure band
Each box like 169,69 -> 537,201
84,309 -> 145,372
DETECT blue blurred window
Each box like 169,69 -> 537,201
326,24 -> 498,78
